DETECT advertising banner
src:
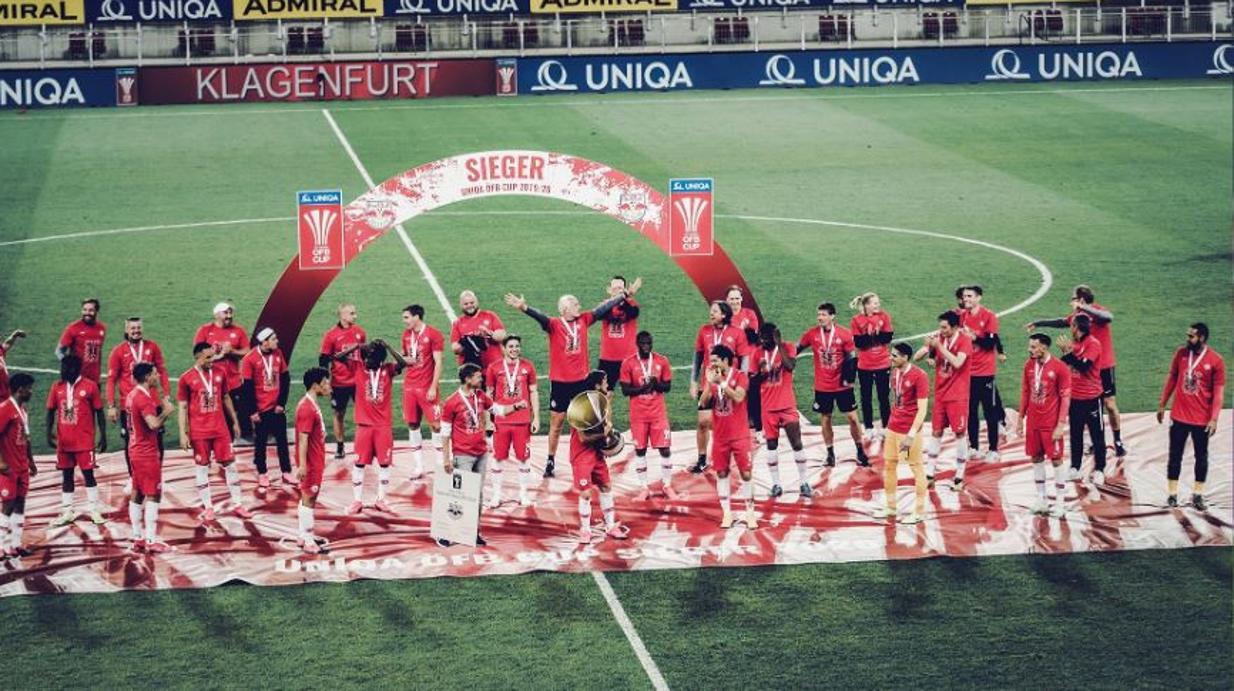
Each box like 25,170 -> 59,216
115,66 -> 138,106
668,178 -> 714,257
681,0 -> 958,9
0,68 -> 115,108
233,0 -> 380,20
383,0 -> 526,17
139,59 -> 494,104
85,0 -> 231,22
297,190 -> 345,271
495,58 -> 518,96
529,0 -> 674,13
0,0 -> 83,25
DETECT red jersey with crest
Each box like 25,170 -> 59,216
929,332 -> 973,403
353,362 -> 398,427
442,388 -> 493,457
619,351 -> 671,422
106,339 -> 170,405
1067,336 -> 1104,400
485,357 -> 536,425
1161,346 -> 1226,426
799,325 -> 854,392
731,307 -> 760,340
125,386 -> 162,458
194,322 -> 249,388
451,310 -> 505,368
0,398 -> 30,472
295,396 -> 326,469
695,323 -> 745,363
177,366 -> 231,440
320,323 -> 367,388
850,312 -> 893,371
960,307 -> 1000,377
709,370 -> 750,442
401,325 -> 444,390
1067,305 -> 1116,369
756,343 -> 797,412
547,312 -> 596,382
599,299 -> 639,362
59,319 -> 107,382
46,378 -> 101,452
1020,356 -> 1071,430
240,347 -> 288,412
888,365 -> 929,435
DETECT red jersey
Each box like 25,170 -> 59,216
0,398 -> 30,472
125,386 -> 162,459
929,332 -> 973,403
353,362 -> 398,427
240,347 -> 288,413
756,343 -> 797,412
177,366 -> 231,440
59,319 -> 107,382
547,312 -> 596,383
1068,305 -> 1116,369
799,325 -> 854,393
731,307 -> 760,340
694,323 -> 746,365
294,395 -> 327,470
619,351 -> 671,422
442,388 -> 493,457
888,365 -> 930,435
106,339 -> 170,405
320,323 -> 367,388
450,310 -> 505,368
850,312 -> 893,371
46,378 -> 101,452
194,322 -> 249,389
1067,335 -> 1104,401
1161,346 -> 1226,427
961,307 -> 1000,377
485,357 -> 536,425
401,325 -> 445,390
708,370 -> 749,442
1019,356 -> 1071,430
599,299 -> 639,362
0,343 -> 10,400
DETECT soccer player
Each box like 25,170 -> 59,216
58,298 -> 107,383
46,355 -> 107,527
295,367 -> 332,554
726,286 -> 761,436
241,328 -> 293,491
915,311 -> 972,490
597,276 -> 640,392
689,300 -> 744,475
127,363 -> 176,553
699,344 -> 757,529
451,290 -> 507,369
0,373 -> 36,557
320,303 -> 366,460
347,340 -> 404,514
440,363 -> 528,547
106,316 -> 173,469
1157,323 -> 1225,511
754,323 -> 810,499
958,285 -> 1006,461
798,303 -> 868,467
1017,333 -> 1071,517
0,329 -> 27,400
1026,285 -> 1124,458
504,279 -> 640,478
1056,315 -> 1108,484
568,369 -> 628,544
849,292 -> 894,452
619,331 -> 674,500
873,343 -> 929,524
485,335 -> 540,507
195,302 -> 252,440
401,304 -> 444,480
178,343 -> 249,521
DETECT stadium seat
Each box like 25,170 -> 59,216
91,32 -> 106,59
502,22 -> 519,49
612,19 -> 645,48
67,32 -> 86,60
306,27 -> 324,53
524,22 -> 539,47
395,24 -> 427,52
287,26 -> 305,54
818,14 -> 849,42
191,29 -> 216,56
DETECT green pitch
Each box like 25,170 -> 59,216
0,80 -> 1230,687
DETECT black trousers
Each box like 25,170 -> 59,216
1069,397 -> 1106,471
1167,421 -> 1209,483
252,409 -> 291,474
968,375 -> 1002,451
858,368 -> 891,429
597,359 -> 623,394
746,379 -> 762,430
231,389 -> 254,438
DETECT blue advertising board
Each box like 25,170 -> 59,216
84,0 -> 232,23
382,0 -> 528,17
0,68 -> 118,108
681,0 -> 960,10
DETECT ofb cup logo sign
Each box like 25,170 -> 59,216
114,66 -> 138,106
297,189 -> 345,270
496,58 -> 517,96
668,178 -> 713,257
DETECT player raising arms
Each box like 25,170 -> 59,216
127,363 -> 177,553
241,328 -> 293,492
619,331 -> 675,501
194,302 -> 251,441
504,279 -> 640,478
958,285 -> 1007,461
294,367 -> 332,554
178,342 -> 249,522
915,311 -> 972,490
798,302 -> 868,468
0,328 -> 27,400
849,292 -> 894,453
1157,323 -> 1225,511
46,355 -> 107,527
726,286 -> 761,438
58,298 -> 107,384
873,343 -> 929,524
0,373 -> 36,558
485,335 -> 539,507
349,340 -> 404,514
401,304 -> 444,480
451,290 -> 507,369
106,317 -> 173,473
597,276 -> 640,393
568,370 -> 628,544
754,323 -> 810,499
689,300 -> 744,475
1056,315 -> 1108,484
320,303 -> 366,460
700,345 -> 757,529
1018,333 -> 1071,517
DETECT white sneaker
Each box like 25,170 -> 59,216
967,448 -> 984,461
1091,471 -> 1105,485
1068,467 -> 1083,482
51,508 -> 76,527
1031,500 -> 1050,515
484,493 -> 502,509
1049,503 -> 1067,518
985,451 -> 1001,463
518,489 -> 530,507
899,512 -> 923,525
872,505 -> 895,520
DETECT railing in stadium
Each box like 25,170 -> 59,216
0,4 -> 1229,67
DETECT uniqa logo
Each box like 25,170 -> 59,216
758,54 -> 806,86
1206,44 -> 1233,75
984,49 -> 1031,80
582,61 -> 692,91
986,48 -> 1143,81
98,0 -> 224,21
530,60 -> 577,92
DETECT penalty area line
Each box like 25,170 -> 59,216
591,571 -> 671,691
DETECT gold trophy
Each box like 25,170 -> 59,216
566,389 -> 625,457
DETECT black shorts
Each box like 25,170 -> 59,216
1100,367 -> 1116,398
598,359 -> 623,393
813,389 -> 857,415
331,385 -> 356,413
549,379 -> 589,414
